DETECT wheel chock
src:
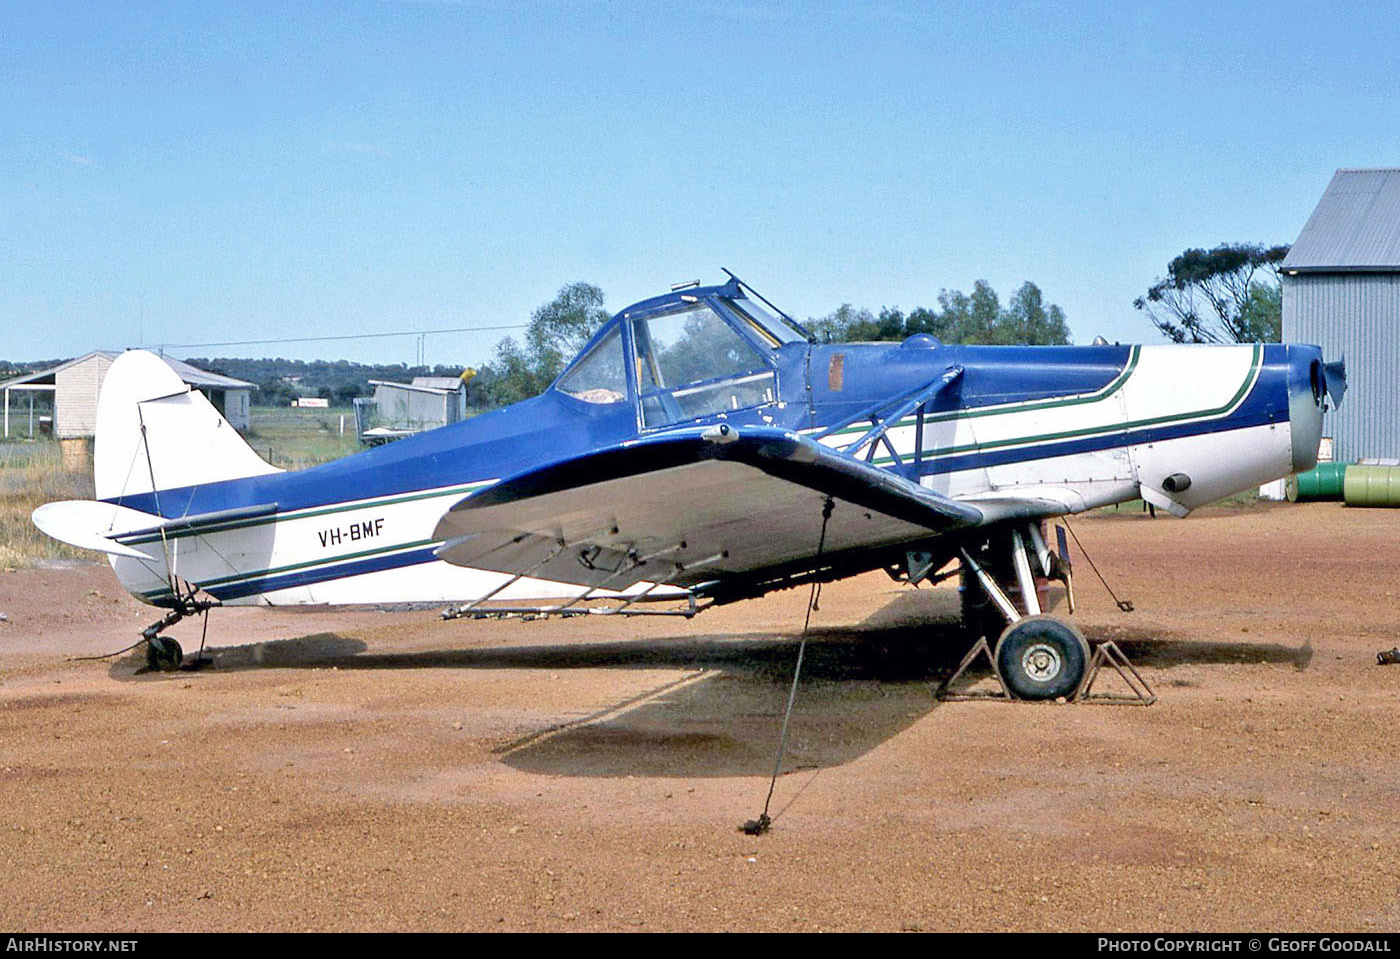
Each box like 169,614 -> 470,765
935,637 -> 1012,701
937,636 -> 1157,705
1076,640 -> 1156,706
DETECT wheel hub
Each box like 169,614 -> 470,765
1021,642 -> 1062,683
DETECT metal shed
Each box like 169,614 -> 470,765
1282,168 -> 1400,461
0,351 -> 255,440
356,376 -> 468,444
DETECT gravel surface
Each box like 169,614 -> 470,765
1,501 -> 1397,931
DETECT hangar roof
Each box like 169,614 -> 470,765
0,351 -> 254,392
1283,168 -> 1400,273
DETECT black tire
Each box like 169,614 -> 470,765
146,637 -> 184,673
994,615 -> 1089,701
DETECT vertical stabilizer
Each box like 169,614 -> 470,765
94,350 -> 280,503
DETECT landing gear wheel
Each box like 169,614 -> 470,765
994,615 -> 1088,701
146,637 -> 184,673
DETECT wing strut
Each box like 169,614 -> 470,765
815,365 -> 963,479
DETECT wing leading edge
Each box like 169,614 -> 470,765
432,425 -> 984,592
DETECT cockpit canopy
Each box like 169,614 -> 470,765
554,283 -> 807,429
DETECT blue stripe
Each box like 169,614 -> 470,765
918,389 -> 1282,477
184,545 -> 442,603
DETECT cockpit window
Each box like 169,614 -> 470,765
631,303 -> 777,428
634,304 -> 767,389
556,326 -> 627,404
724,296 -> 807,346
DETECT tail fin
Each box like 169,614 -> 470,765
95,350 -> 280,502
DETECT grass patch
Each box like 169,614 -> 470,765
1093,487 -> 1267,518
0,441 -> 97,569
244,406 -> 360,470
1,410 -> 362,568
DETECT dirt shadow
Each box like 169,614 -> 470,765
1090,627 -> 1313,671
109,623 -> 971,682
107,613 -> 968,778
102,590 -> 1312,778
495,660 -> 943,778
108,589 -> 1312,683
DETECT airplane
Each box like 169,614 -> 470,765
33,272 -> 1345,700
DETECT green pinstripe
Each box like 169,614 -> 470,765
120,480 -> 491,546
137,537 -> 442,602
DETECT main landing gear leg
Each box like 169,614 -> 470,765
953,524 -> 1089,701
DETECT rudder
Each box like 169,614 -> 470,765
95,350 -> 280,503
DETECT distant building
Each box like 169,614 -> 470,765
0,351 -> 255,440
1282,167 -> 1400,461
355,375 -> 469,444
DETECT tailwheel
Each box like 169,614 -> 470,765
994,615 -> 1088,701
146,636 -> 184,673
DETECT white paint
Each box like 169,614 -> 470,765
93,350 -> 280,501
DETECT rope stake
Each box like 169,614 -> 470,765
743,496 -> 834,835
1062,518 -> 1135,613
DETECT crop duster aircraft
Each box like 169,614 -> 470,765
34,274 -> 1344,698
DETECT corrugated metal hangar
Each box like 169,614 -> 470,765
0,351 -> 254,440
1283,167 -> 1400,461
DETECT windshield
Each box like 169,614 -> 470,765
631,303 -> 777,427
556,326 -> 627,404
633,304 -> 768,390
723,296 -> 807,346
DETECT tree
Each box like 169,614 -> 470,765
1002,281 -> 1071,346
1236,282 -> 1283,343
1134,243 -> 1289,343
481,282 -> 611,405
807,304 -> 877,343
524,281 -> 611,382
483,336 -> 544,406
333,382 -> 365,406
936,280 -> 1004,343
808,279 -> 1071,346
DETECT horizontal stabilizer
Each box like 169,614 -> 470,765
433,426 -> 982,590
31,500 -> 164,560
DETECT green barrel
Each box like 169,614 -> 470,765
1344,465 -> 1400,507
1287,462 -> 1351,502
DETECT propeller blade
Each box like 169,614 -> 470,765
1323,356 -> 1347,410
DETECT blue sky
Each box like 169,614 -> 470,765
4,0 -> 1399,367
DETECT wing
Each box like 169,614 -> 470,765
956,490 -> 1076,523
432,425 -> 983,591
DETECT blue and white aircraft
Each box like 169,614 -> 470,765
34,274 -> 1344,698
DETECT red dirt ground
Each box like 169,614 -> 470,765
1,501 -> 1398,931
